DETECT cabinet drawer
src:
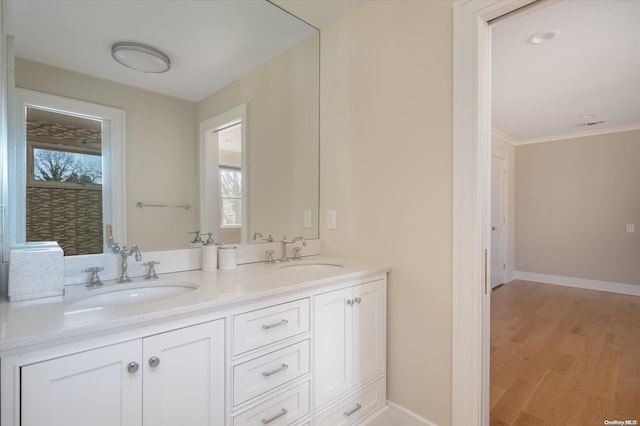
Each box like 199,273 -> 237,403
233,298 -> 310,355
314,377 -> 384,426
232,381 -> 310,426
234,340 -> 310,406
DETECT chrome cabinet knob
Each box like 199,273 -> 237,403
346,299 -> 354,306
127,361 -> 139,374
148,356 -> 160,368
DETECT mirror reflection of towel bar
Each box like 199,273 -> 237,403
136,202 -> 192,210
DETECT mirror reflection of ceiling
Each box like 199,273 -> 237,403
492,0 -> 640,143
6,0 -> 316,102
218,125 -> 241,154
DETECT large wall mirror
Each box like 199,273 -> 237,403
4,0 -> 319,257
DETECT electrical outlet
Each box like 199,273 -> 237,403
626,224 -> 635,233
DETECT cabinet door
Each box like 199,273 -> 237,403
352,280 -> 385,383
143,320 -> 225,426
313,287 -> 353,407
21,340 -> 142,426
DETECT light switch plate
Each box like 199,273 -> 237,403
304,210 -> 312,228
626,224 -> 635,233
327,210 -> 337,230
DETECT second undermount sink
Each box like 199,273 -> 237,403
276,262 -> 344,274
65,281 -> 199,308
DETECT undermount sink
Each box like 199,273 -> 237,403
65,281 -> 199,308
276,262 -> 344,274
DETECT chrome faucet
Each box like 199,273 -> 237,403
84,267 -> 104,288
143,260 -> 160,280
280,236 -> 306,262
112,244 -> 142,283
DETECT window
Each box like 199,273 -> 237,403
220,167 -> 241,227
28,142 -> 102,189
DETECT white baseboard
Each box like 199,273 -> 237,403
363,401 -> 437,426
513,271 -> 640,296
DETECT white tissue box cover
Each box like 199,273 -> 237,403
9,244 -> 65,301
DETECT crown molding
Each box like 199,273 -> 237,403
491,128 -> 516,145
511,123 -> 640,146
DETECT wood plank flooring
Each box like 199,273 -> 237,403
490,280 -> 640,426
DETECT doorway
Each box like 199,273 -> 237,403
454,0 -> 639,424
199,104 -> 248,244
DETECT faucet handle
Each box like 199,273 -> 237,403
84,267 -> 104,288
293,247 -> 302,260
143,261 -> 160,280
265,250 -> 275,264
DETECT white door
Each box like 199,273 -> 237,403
143,320 -> 225,426
21,340 -> 142,426
314,287 -> 354,407
352,280 -> 385,383
490,155 -> 506,288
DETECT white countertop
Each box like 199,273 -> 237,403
0,256 -> 390,353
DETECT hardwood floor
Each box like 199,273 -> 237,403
490,280 -> 640,426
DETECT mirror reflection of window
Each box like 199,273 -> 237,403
217,122 -> 242,244
220,167 -> 242,227
25,107 -> 103,255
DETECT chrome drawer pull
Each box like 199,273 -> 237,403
262,363 -> 289,377
262,319 -> 289,330
343,403 -> 362,417
261,408 -> 287,424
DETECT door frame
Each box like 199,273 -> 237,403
452,1 -> 537,425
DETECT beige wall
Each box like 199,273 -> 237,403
492,133 -> 516,277
320,2 -> 453,424
15,58 -> 199,251
198,34 -> 320,242
515,129 -> 640,285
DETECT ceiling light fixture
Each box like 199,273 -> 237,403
111,42 -> 171,73
527,29 -> 560,45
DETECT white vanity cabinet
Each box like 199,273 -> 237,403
313,279 -> 386,413
20,319 -> 225,426
2,259 -> 390,426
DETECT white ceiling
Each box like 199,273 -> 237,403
492,0 -> 640,143
6,0 -> 317,102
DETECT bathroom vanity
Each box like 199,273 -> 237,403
0,256 -> 389,426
